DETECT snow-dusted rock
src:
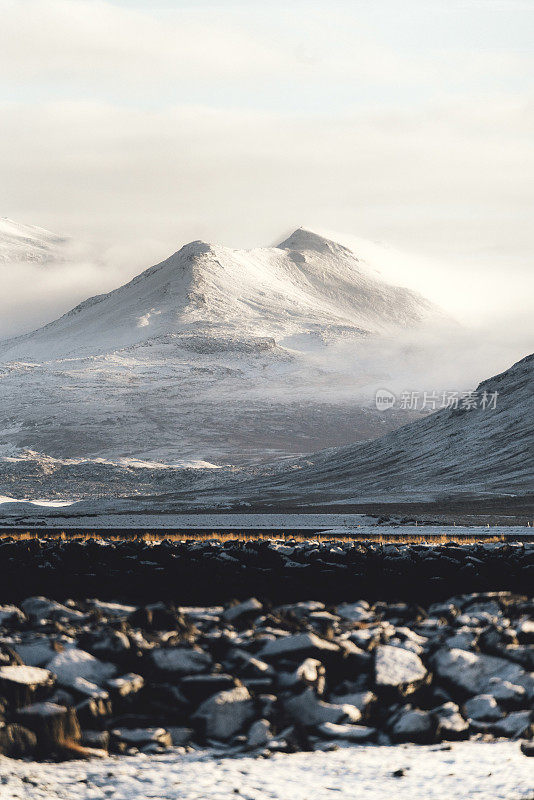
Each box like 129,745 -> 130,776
246,719 -> 272,748
432,702 -> 469,741
492,711 -> 532,739
223,598 -> 263,624
11,636 -> 63,668
277,658 -> 325,693
149,646 -> 212,676
20,597 -> 84,625
0,665 -> 55,708
329,690 -> 376,716
390,708 -> 434,744
47,649 -> 116,689
110,727 -> 172,749
317,722 -> 376,742
488,678 -> 526,706
336,602 -> 372,623
464,694 -> 503,722
432,648 -> 527,697
262,632 -> 339,660
284,688 -> 362,727
193,686 -> 255,741
374,645 -> 427,694
0,605 -> 25,627
106,673 -> 144,698
516,619 -> 534,644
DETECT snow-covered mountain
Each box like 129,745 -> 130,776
0,228 -> 451,474
0,228 -> 441,361
0,218 -> 67,264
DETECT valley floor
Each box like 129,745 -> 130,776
1,742 -> 532,800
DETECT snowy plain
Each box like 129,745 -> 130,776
0,742 -> 532,800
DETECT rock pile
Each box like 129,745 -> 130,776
0,591 -> 532,760
0,537 -> 532,602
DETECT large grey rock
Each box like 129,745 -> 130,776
374,645 -> 427,695
47,649 -> 116,689
223,598 -> 263,624
284,687 -> 362,727
432,648 -> 527,698
277,658 -> 325,694
390,708 -> 434,744
246,719 -> 272,748
329,690 -> 376,717
0,666 -> 55,710
0,723 -> 37,758
317,722 -> 376,742
464,694 -> 503,722
149,646 -> 212,677
261,632 -> 339,660
193,686 -> 255,741
492,711 -> 532,739
432,702 -> 469,741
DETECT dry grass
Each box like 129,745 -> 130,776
0,530 -> 515,545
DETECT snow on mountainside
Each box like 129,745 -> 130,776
181,351 -> 533,506
0,228 -> 442,361
0,228 -> 450,472
0,218 -> 67,264
0,352 -> 530,508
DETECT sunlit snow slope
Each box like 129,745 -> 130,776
0,228 -> 449,474
0,218 -> 67,264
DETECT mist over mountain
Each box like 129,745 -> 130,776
0,227 -> 451,474
0,218 -> 68,264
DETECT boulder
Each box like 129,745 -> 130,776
262,632 -> 339,661
284,687 -> 362,727
179,674 -> 238,706
193,686 -> 255,741
317,722 -> 376,742
0,665 -> 55,710
492,711 -> 532,739
390,708 -> 434,744
464,694 -> 503,722
330,690 -> 376,718
0,605 -> 25,628
149,646 -> 212,677
16,702 -> 81,757
106,673 -> 144,699
488,679 -> 526,707
277,658 -> 325,694
0,723 -> 37,758
20,597 -> 84,625
47,649 -> 117,689
374,645 -> 427,696
432,702 -> 469,741
432,648 -> 527,698
110,727 -> 172,753
247,718 -> 272,748
223,598 -> 263,624
11,635 -> 62,667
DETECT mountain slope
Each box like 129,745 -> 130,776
0,228 -> 443,362
186,351 -> 533,505
0,228 -> 450,470
0,352 -> 530,506
0,218 -> 67,264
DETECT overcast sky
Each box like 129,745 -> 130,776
0,0 -> 533,335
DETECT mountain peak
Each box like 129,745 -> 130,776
277,227 -> 352,256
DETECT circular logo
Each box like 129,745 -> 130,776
375,388 -> 396,411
